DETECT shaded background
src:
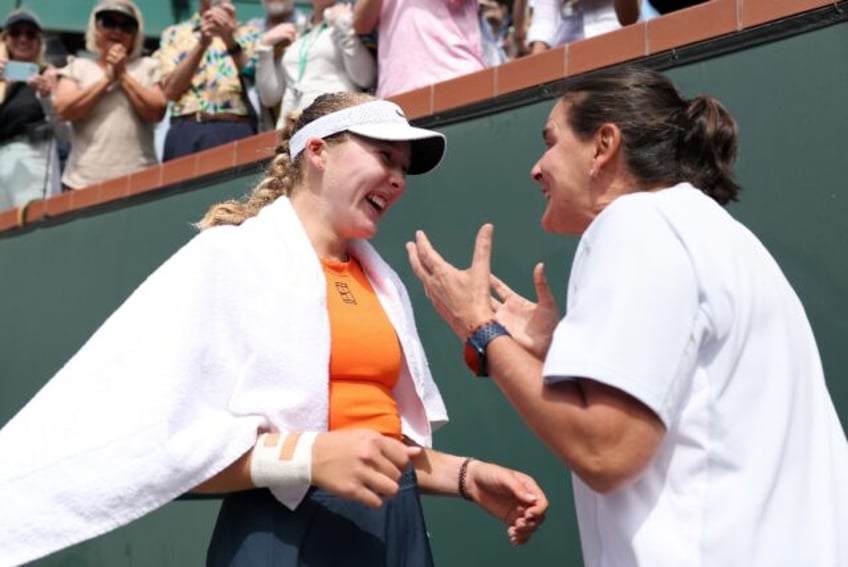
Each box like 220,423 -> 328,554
1,11 -> 847,567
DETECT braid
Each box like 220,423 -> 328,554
195,131 -> 297,230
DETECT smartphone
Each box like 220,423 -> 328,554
2,60 -> 39,82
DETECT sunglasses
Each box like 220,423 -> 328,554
97,15 -> 138,34
8,27 -> 39,41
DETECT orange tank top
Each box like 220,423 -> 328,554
322,257 -> 402,439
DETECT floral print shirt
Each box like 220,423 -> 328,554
155,13 -> 261,117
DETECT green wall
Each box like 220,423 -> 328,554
1,20 -> 846,567
6,1 -> 306,36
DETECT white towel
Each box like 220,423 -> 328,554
0,196 -> 448,567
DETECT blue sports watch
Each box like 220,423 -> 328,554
463,320 -> 511,377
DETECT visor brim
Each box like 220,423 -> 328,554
348,123 -> 446,175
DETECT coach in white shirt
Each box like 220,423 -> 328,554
407,65 -> 848,567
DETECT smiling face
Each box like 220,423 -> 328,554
95,10 -> 137,53
531,100 -> 599,235
293,133 -> 411,258
5,23 -> 41,62
321,135 -> 410,240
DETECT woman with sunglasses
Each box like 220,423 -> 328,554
54,0 -> 166,191
0,9 -> 65,211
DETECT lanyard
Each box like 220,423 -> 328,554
296,21 -> 328,86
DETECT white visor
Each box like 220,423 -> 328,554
289,100 -> 446,175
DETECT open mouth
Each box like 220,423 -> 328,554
365,193 -> 388,213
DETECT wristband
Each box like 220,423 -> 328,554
250,431 -> 317,489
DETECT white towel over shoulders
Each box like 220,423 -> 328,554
0,196 -> 447,566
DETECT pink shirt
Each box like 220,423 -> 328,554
376,0 -> 484,98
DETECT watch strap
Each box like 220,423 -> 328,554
226,41 -> 244,56
464,320 -> 511,377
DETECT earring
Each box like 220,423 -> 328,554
588,167 -> 595,177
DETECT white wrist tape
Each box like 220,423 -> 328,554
249,431 -> 317,489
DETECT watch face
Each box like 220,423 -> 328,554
464,341 -> 481,376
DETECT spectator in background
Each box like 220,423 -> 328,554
255,0 -> 376,130
0,8 -> 65,210
54,0 -> 165,191
510,0 -> 531,56
353,0 -> 485,98
250,0 -> 309,32
479,0 -> 511,66
616,0 -> 706,25
156,0 -> 260,160
246,0 -> 310,130
513,0 -> 621,55
41,32 -> 72,177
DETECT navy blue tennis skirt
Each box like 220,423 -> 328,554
206,465 -> 434,567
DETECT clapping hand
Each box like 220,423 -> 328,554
324,3 -> 353,27
104,43 -> 128,81
204,3 -> 238,44
28,66 -> 58,97
260,22 -> 298,48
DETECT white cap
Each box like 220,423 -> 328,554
290,100 -> 446,175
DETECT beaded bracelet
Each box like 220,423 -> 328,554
458,457 -> 474,500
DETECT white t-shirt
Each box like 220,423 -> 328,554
254,14 -> 376,130
526,0 -> 619,47
543,184 -> 848,566
375,0 -> 484,98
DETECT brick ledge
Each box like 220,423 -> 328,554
0,0 -> 837,234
